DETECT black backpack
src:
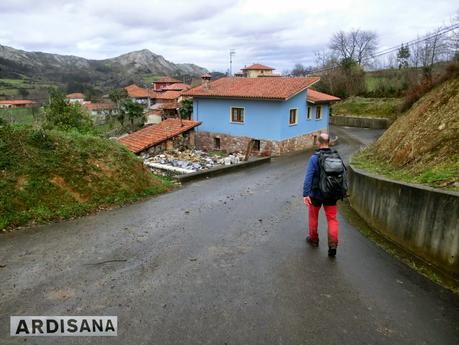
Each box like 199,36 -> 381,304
317,150 -> 348,200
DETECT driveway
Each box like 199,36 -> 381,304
0,126 -> 458,345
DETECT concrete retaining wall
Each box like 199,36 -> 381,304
330,115 -> 390,129
349,165 -> 459,277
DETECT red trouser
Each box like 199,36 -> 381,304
308,204 -> 339,248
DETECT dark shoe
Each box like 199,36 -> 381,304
328,247 -> 337,257
306,236 -> 319,247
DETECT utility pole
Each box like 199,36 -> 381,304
229,49 -> 236,76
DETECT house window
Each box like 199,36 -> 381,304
289,108 -> 298,125
214,137 -> 221,149
253,139 -> 261,151
231,107 -> 244,123
307,106 -> 312,120
316,105 -> 322,120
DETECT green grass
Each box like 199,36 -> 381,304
0,123 -> 173,230
142,75 -> 164,86
332,97 -> 402,119
0,77 -> 57,99
366,76 -> 387,91
0,107 -> 43,125
0,107 -> 124,136
352,149 -> 459,190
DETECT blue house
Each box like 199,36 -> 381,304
183,74 -> 340,155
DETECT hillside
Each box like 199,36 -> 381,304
352,76 -> 459,189
0,123 -> 172,230
0,44 -> 207,96
332,97 -> 402,119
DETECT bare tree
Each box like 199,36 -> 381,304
291,63 -> 314,76
447,11 -> 459,60
410,37 -> 422,68
329,29 -> 378,66
312,50 -> 365,97
291,63 -> 306,76
411,27 -> 449,78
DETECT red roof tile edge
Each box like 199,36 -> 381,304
117,118 -> 201,153
307,89 -> 341,103
183,77 -> 320,101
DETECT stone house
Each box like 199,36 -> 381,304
183,75 -> 340,156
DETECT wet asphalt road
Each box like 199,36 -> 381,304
1,126 -> 458,345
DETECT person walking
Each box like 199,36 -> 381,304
303,133 -> 346,257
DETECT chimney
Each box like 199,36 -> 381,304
201,73 -> 212,91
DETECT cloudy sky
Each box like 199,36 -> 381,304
0,0 -> 457,72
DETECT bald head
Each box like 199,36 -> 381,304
318,133 -> 330,147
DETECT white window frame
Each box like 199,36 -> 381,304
289,108 -> 298,126
316,105 -> 322,120
307,106 -> 312,120
230,106 -> 245,124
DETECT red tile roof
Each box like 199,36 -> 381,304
125,84 -> 154,98
162,83 -> 191,91
155,77 -> 182,84
0,100 -> 36,105
155,90 -> 182,100
117,118 -> 201,153
66,93 -> 85,99
183,77 -> 320,100
307,89 -> 341,103
242,63 -> 275,70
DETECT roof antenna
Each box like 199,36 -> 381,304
229,49 -> 236,77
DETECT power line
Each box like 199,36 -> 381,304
370,23 -> 459,58
309,23 -> 459,75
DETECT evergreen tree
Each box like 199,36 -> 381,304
397,44 -> 411,69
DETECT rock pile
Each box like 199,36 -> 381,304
143,149 -> 245,174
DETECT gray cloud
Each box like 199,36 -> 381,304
0,0 -> 457,72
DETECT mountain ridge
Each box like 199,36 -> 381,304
0,44 -> 208,91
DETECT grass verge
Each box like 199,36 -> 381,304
0,123 -> 174,231
332,97 -> 402,119
352,149 -> 458,190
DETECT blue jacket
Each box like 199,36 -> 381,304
303,148 -> 332,200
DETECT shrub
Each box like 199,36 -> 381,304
400,61 -> 459,112
44,88 -> 95,133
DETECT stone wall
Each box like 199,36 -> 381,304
349,164 -> 459,277
330,115 -> 390,129
140,129 -> 196,157
196,130 -> 325,156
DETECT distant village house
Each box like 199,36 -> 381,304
239,63 -> 276,78
83,102 -> 118,124
124,78 -> 191,124
152,77 -> 182,91
0,100 -> 37,108
65,93 -> 85,104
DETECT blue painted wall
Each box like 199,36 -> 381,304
192,90 -> 329,141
